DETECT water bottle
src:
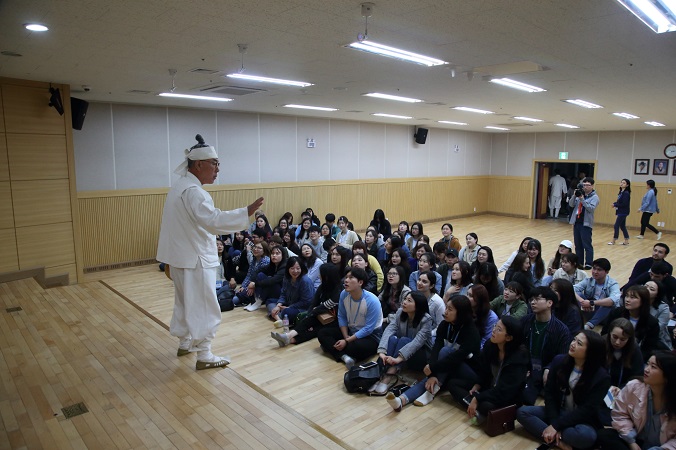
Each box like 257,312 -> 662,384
282,316 -> 289,333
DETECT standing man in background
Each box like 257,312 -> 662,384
548,169 -> 567,218
157,134 -> 264,370
569,177 -> 599,270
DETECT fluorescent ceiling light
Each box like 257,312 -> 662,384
485,126 -> 510,131
645,121 -> 666,126
438,121 -> 468,126
226,73 -> 313,87
364,93 -> 423,103
513,116 -> 543,122
556,123 -> 580,129
158,93 -> 233,102
372,113 -> 413,119
452,106 -> 494,114
346,41 -> 447,66
283,104 -> 338,111
564,99 -> 603,109
489,78 -> 546,93
24,23 -> 48,31
614,0 -> 676,33
613,112 -> 640,119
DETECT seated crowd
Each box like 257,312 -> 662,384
207,207 -> 676,449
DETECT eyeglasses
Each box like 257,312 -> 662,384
387,272 -> 399,277
206,160 -> 220,167
253,246 -> 263,250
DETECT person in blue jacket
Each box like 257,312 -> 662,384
609,178 -> 631,246
637,179 -> 662,240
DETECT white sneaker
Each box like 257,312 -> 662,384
342,355 -> 355,370
657,232 -> 662,240
636,235 -> 644,239
244,298 -> 263,311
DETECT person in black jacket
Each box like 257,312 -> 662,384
447,315 -> 529,425
517,330 -> 610,450
244,244 -> 287,311
385,294 -> 480,411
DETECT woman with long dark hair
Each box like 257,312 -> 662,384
459,232 -> 481,264
329,245 -> 351,277
474,262 -> 504,300
281,229 -> 301,256
610,178 -> 631,245
379,265 -> 412,322
406,222 -> 424,252
517,330 -> 610,450
645,280 -> 673,350
443,261 -> 473,298
552,252 -> 587,286
527,239 -> 546,287
604,318 -> 644,397
468,284 -> 499,348
499,236 -> 532,274
547,239 -> 573,276
637,179 -> 661,240
370,208 -> 392,240
550,278 -> 584,335
471,246 -> 495,278
504,253 -> 535,299
296,216 -> 313,245
268,256 -> 315,327
244,244 -> 287,312
387,247 -> 412,280
299,243 -> 322,289
351,253 -> 378,295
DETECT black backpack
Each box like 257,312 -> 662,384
343,360 -> 382,393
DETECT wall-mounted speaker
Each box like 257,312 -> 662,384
49,87 -> 64,115
71,98 -> 89,130
414,127 -> 428,144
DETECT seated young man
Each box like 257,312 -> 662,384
626,260 -> 676,308
573,258 -> 621,330
520,286 -> 571,406
325,213 -> 340,239
306,225 -> 328,263
626,243 -> 671,287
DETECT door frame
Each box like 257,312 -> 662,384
530,159 -> 597,219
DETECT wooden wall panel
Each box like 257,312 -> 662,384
0,89 -> 4,133
0,228 -> 19,272
592,181 -> 676,231
12,179 -> 72,227
0,133 -> 8,181
16,222 -> 75,269
488,176 -> 532,217
6,134 -> 68,180
0,181 -> 14,229
1,84 -> 66,135
44,263 -> 77,281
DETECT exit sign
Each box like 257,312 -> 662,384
559,152 -> 569,160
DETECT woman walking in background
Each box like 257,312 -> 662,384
609,178 -> 631,245
637,180 -> 661,240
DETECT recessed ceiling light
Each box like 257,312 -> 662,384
438,121 -> 468,126
346,41 -> 447,66
613,0 -> 676,33
485,126 -> 510,131
513,116 -> 543,122
24,23 -> 48,32
363,93 -> 423,103
226,73 -> 313,87
489,78 -> 547,93
556,123 -> 580,129
158,93 -> 233,102
645,121 -> 666,127
283,104 -> 338,111
452,106 -> 494,114
564,99 -> 603,109
372,113 -> 413,119
613,112 -> 640,119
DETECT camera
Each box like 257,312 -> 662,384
574,182 -> 584,198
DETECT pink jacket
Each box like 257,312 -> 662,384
612,380 -> 676,449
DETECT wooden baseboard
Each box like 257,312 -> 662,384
0,267 -> 69,288
84,258 -> 158,274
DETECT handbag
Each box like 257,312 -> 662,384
343,360 -> 383,393
388,383 -> 410,397
484,404 -> 517,437
317,312 -> 336,325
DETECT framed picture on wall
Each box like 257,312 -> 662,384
672,161 -> 676,176
653,159 -> 669,175
635,159 -> 649,175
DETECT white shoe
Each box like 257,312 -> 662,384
195,355 -> 230,370
636,235 -> 644,239
342,355 -> 355,370
657,232 -> 662,240
244,298 -> 263,311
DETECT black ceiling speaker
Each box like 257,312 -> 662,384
414,127 -> 428,144
48,87 -> 64,115
71,97 -> 89,130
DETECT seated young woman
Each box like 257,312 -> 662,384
596,350 -> 676,450
335,215 -> 359,249
602,285 -> 662,363
458,233 -> 481,265
517,330 -> 610,450
474,262 -> 504,300
387,247 -> 412,281
414,271 -> 445,334
385,295 -> 480,411
295,217 -> 313,246
267,256 -> 315,327
526,238 -> 547,287
406,222 -> 424,253
350,254 -> 378,295
503,253 -> 535,300
364,229 -> 382,260
271,264 -> 342,347
379,265 -> 412,324
351,241 -> 384,292
378,235 -> 408,269
443,261 -> 473,299
550,278 -> 584,335
547,239 -> 573,277
299,243 -> 323,289
438,223 -> 462,252
409,252 -> 442,292
224,230 -> 249,285
328,245 -> 351,277
490,281 -> 528,319
232,241 -> 270,306
254,214 -> 273,241
447,315 -> 529,425
552,252 -> 587,286
281,229 -> 301,256
468,284 -> 499,349
243,244 -> 287,312
408,242 -> 432,273
645,280 -> 674,350
370,208 -> 392,240
397,221 -> 411,242
498,236 -> 532,274
369,291 -> 434,396
470,246 -> 495,279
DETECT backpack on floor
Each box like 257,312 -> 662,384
343,360 -> 382,393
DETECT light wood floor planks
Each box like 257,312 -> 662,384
2,214 -> 671,449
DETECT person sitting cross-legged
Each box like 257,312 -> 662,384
573,257 -> 621,330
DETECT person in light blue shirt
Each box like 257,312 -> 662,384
573,258 -> 621,329
637,179 -> 661,240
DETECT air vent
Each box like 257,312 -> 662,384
345,110 -> 363,113
198,84 -> 266,96
426,102 -> 447,106
62,402 -> 88,419
189,68 -> 221,75
127,90 -> 152,94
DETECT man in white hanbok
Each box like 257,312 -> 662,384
157,134 -> 264,370
548,170 -> 568,218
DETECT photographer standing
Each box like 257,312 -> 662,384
568,177 -> 599,270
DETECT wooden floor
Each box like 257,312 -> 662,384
1,214 -> 670,449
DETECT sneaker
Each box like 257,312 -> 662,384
386,392 -> 402,412
583,265 -> 592,270
195,355 -> 231,370
244,298 -> 263,312
607,242 -> 615,245
584,322 -> 595,330
342,355 -> 355,370
636,235 -> 644,239
367,381 -> 380,394
372,379 -> 397,396
657,232 -> 662,240
270,331 -> 290,348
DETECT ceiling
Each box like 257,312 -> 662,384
1,0 -> 676,133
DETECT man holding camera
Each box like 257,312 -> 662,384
568,177 -> 599,270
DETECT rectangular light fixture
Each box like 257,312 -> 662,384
371,113 -> 413,119
438,121 -> 468,126
564,99 -> 603,109
452,106 -> 494,114
645,121 -> 666,126
283,104 -> 338,111
513,116 -> 543,122
556,123 -> 580,129
613,0 -> 676,33
489,78 -> 546,93
613,112 -> 640,119
226,73 -> 313,87
364,93 -> 423,103
485,126 -> 510,131
346,40 -> 447,66
158,93 -> 233,102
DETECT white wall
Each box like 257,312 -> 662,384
73,103 -> 492,191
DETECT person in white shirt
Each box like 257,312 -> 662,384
548,170 -> 568,218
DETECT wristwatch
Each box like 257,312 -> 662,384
589,300 -> 595,308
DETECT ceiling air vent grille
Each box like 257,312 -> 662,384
198,84 -> 266,96
189,68 -> 220,74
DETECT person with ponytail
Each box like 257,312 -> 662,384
609,178 -> 631,245
637,179 -> 662,240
